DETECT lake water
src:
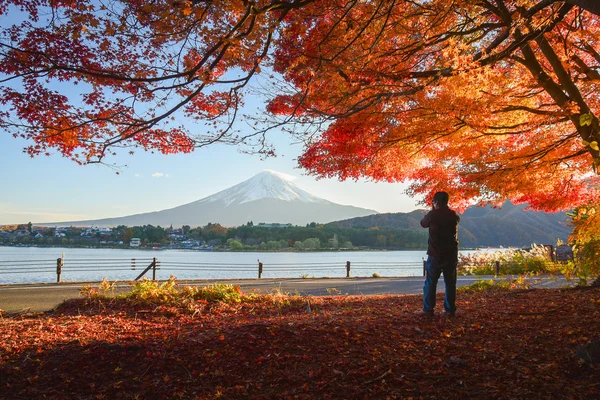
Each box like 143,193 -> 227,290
0,246 -> 481,284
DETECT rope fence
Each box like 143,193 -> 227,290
0,256 -> 428,282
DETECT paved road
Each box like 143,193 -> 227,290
0,275 -> 571,314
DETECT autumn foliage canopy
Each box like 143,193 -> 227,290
1,0 -> 599,211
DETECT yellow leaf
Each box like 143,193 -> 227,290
590,141 -> 599,151
580,113 -> 593,126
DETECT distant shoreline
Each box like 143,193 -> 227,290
0,243 -> 494,252
0,243 -> 424,252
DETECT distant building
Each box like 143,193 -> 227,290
130,238 -> 142,247
180,240 -> 200,249
257,223 -> 293,228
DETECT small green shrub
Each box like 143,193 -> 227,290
123,277 -> 180,304
459,280 -> 509,293
182,284 -> 245,303
79,278 -> 311,315
372,273 -> 381,278
326,287 -> 342,295
82,278 -> 253,307
458,277 -> 531,293
81,277 -> 115,300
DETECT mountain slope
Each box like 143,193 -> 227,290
327,203 -> 571,247
459,202 -> 571,247
41,171 -> 378,227
198,170 -> 330,206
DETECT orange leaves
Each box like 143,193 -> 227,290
268,1 -> 600,211
0,0 -> 285,163
1,0 -> 599,208
181,6 -> 193,17
1,288 -> 600,398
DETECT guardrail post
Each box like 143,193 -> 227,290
346,261 -> 351,278
56,257 -> 63,283
258,261 -> 263,279
495,260 -> 500,276
134,259 -> 158,281
423,259 -> 426,277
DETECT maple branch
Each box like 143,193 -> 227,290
317,0 -> 358,53
564,0 -> 600,16
515,36 -> 571,110
482,117 -> 570,136
570,54 -> 600,81
476,1 -> 507,22
369,0 -> 397,52
525,0 -> 600,18
535,34 -> 588,112
475,6 -> 572,67
385,7 -> 569,81
512,132 -> 581,166
494,105 -> 562,116
319,0 -> 389,63
472,27 -> 510,62
509,88 -> 547,98
527,0 -> 561,17
581,43 -> 600,64
31,1 -> 295,161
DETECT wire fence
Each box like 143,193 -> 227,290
0,256 -> 427,283
0,256 -> 566,284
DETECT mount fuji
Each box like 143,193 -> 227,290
44,170 -> 378,227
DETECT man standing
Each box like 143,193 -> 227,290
420,192 -> 460,316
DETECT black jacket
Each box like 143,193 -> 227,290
420,206 -> 460,258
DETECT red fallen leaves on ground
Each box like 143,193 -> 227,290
1,288 -> 599,399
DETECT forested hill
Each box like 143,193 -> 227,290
327,203 -> 571,248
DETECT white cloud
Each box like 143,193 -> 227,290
134,173 -> 141,178
152,172 -> 164,178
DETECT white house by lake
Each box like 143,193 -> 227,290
130,238 -> 141,247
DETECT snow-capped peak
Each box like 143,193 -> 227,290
199,170 -> 331,206
262,169 -> 297,182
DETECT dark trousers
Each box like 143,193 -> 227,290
423,255 -> 457,313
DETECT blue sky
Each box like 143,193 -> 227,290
0,6 -> 423,226
0,125 -> 422,225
